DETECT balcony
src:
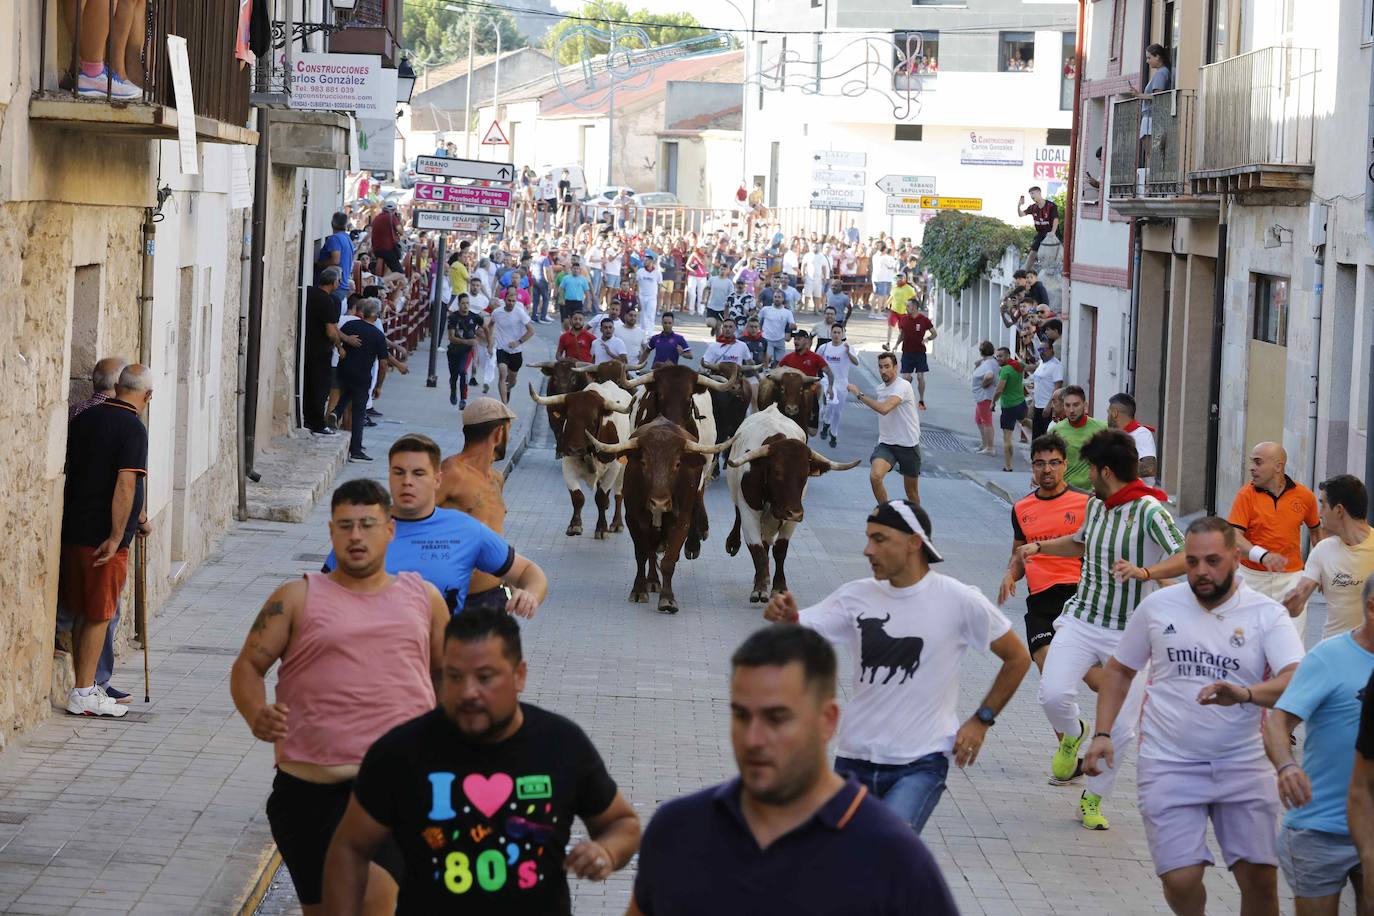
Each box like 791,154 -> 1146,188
33,0 -> 256,144
1107,90 -> 1217,218
1190,46 -> 1317,195
329,0 -> 401,67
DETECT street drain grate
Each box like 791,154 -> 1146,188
173,645 -> 240,656
920,429 -> 974,453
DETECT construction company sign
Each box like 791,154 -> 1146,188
1033,146 -> 1071,196
286,52 -> 387,117
960,131 -> 1024,167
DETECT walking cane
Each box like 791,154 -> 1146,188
135,534 -> 150,702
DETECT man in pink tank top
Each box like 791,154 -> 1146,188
230,479 -> 451,916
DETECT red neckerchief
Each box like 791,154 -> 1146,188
1122,420 -> 1141,433
1104,479 -> 1169,508
1067,415 -> 1089,428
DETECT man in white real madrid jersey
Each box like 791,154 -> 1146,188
1017,429 -> 1186,830
1084,516 -> 1303,916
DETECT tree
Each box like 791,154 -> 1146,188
542,2 -> 710,66
402,4 -> 527,67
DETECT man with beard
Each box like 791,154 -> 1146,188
231,479 -> 451,915
629,625 -> 958,914
1084,517 -> 1303,916
323,609 -> 641,915
1020,429 -> 1185,830
764,501 -> 1030,833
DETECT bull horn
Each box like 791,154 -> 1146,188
881,613 -> 891,623
685,434 -> 735,456
528,384 -> 568,407
570,364 -> 596,373
696,374 -> 731,392
602,400 -> 633,414
810,449 -> 861,471
726,444 -> 771,468
623,374 -> 654,389
586,431 -> 639,455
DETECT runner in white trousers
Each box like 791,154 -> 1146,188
816,324 -> 857,449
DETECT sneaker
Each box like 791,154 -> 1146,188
1080,791 -> 1109,830
310,426 -> 337,436
1052,718 -> 1087,781
459,400 -> 468,409
76,68 -> 142,101
349,450 -> 373,462
829,434 -> 837,448
450,391 -> 458,406
66,687 -> 127,717
364,417 -> 378,427
94,684 -> 133,706
820,424 -> 830,440
366,408 -> 383,418
1047,758 -> 1084,786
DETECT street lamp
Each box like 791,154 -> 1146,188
396,57 -> 417,104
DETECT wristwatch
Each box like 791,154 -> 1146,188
975,706 -> 996,727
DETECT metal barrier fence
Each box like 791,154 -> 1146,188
1197,46 -> 1317,173
1109,89 -> 1197,198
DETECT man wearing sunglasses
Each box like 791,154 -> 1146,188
998,433 -> 1097,782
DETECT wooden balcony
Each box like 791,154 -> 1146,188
1189,46 -> 1317,196
328,0 -> 401,67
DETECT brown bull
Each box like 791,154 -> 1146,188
531,358 -> 591,457
588,418 -> 732,614
756,367 -> 822,436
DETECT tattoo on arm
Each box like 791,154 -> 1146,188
250,600 -> 285,633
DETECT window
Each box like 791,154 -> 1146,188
1000,32 -> 1035,72
1252,274 -> 1289,345
1206,0 -> 1230,62
1060,33 -> 1076,110
1047,128 -> 1071,146
894,31 -> 938,90
894,124 -> 923,141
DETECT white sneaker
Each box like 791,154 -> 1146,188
76,68 -> 142,101
66,687 -> 128,718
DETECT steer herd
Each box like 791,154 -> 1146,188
530,358 -> 859,614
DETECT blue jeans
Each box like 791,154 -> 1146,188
589,268 -> 603,304
56,598 -> 118,688
531,281 -> 550,321
834,752 -> 948,834
765,338 -> 788,363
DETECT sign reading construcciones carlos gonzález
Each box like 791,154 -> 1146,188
287,52 -> 387,118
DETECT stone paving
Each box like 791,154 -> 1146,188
0,311 -> 1352,915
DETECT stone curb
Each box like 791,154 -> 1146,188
233,847 -> 281,916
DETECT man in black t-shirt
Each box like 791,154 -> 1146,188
336,298 -> 390,461
304,267 -> 360,435
323,609 -> 640,915
446,294 -> 485,408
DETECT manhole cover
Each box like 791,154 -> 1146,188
920,429 -> 973,453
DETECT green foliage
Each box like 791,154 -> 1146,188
402,5 -> 527,68
921,212 -> 1036,295
542,2 -> 709,66
1051,188 -> 1068,241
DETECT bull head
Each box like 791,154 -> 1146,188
528,384 -> 567,408
585,431 -> 639,455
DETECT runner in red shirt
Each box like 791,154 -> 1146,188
556,312 -> 595,363
894,308 -> 937,408
777,331 -> 832,383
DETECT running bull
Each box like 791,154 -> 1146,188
529,380 -> 633,538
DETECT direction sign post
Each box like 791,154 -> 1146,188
875,174 -> 937,196
812,149 -> 867,168
884,196 -> 924,216
414,156 -> 515,184
413,209 -> 506,234
809,186 -> 864,212
920,195 -> 983,211
811,167 -> 866,187
414,182 -> 513,209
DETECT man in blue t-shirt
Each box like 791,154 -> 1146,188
1266,588 -> 1374,910
317,211 -> 355,309
557,263 -> 592,322
644,312 -> 692,366
324,434 -> 548,615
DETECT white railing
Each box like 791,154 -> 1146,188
1196,46 -> 1317,173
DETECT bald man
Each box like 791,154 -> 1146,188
1226,441 -> 1322,640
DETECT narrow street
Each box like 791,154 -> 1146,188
0,314 -> 1345,915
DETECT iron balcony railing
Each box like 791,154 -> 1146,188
1196,46 -> 1317,173
1109,89 -> 1197,198
38,0 -> 250,126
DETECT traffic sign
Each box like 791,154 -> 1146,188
885,196 -> 924,215
481,121 -> 509,145
812,149 -> 866,168
920,195 -> 982,211
413,209 -> 506,234
809,187 -> 864,211
876,174 -> 937,196
414,156 -> 514,184
812,167 -> 865,187
415,181 -> 514,209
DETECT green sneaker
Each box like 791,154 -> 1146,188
1051,718 -> 1087,781
1080,791 -> 1109,830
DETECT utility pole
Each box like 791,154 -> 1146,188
606,30 -> 616,187
490,21 -> 502,161
463,21 -> 475,157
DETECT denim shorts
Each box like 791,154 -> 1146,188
874,281 -> 892,295
1278,825 -> 1362,898
834,752 -> 948,835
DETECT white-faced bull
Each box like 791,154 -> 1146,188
529,381 -> 633,538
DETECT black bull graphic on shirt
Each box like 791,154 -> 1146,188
855,613 -> 925,684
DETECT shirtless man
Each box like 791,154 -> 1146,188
437,398 -> 518,613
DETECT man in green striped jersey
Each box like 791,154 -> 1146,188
1017,429 -> 1185,830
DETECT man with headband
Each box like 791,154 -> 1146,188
765,499 -> 1032,833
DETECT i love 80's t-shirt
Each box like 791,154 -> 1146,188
354,704 -> 619,915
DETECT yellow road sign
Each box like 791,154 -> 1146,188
920,196 -> 983,211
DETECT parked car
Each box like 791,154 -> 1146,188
400,158 -> 420,189
585,186 -> 636,223
636,191 -> 684,220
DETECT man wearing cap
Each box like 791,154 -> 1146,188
369,202 -> 403,275
765,499 -> 1031,834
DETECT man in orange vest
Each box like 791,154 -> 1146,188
999,432 -> 1098,783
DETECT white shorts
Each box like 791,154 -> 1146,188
1238,567 -> 1307,643
1137,755 -> 1280,876
803,281 -> 822,297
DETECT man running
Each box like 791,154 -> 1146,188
999,433 -> 1097,779
993,346 -> 1028,473
893,301 -> 936,409
1047,385 -> 1107,490
1227,441 -> 1322,639
849,351 -> 922,505
816,324 -> 857,448
446,293 -> 484,409
231,479 -> 451,916
764,500 -> 1030,833
883,272 -> 916,351
555,311 -> 594,363
323,609 -> 642,914
490,288 -> 535,405
701,318 -> 755,371
1019,429 -> 1185,829
327,434 -> 547,616
437,401 -> 521,613
1083,517 -> 1302,916
630,626 -> 959,914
